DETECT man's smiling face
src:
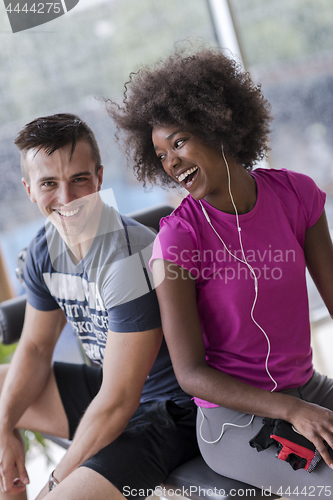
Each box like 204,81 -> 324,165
22,140 -> 103,242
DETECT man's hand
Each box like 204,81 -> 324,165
0,428 -> 29,494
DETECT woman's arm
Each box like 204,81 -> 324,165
304,209 -> 333,315
152,258 -> 333,468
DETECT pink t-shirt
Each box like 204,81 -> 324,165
151,169 -> 326,407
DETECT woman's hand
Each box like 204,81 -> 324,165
288,399 -> 333,468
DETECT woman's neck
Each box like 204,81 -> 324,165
204,160 -> 257,215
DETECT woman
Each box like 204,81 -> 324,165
108,48 -> 333,497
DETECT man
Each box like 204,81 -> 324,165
0,114 -> 198,500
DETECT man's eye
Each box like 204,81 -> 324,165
73,177 -> 87,183
42,181 -> 55,187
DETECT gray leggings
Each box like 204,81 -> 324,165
197,371 -> 333,499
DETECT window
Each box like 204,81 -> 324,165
0,0 -> 215,292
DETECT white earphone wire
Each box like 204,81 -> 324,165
197,144 -> 277,445
199,407 -> 254,444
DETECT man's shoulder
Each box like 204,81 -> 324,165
25,221 -> 63,280
100,206 -> 156,256
27,223 -> 49,261
120,213 -> 156,240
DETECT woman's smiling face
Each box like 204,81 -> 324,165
152,125 -> 226,202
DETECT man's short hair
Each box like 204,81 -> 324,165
15,113 -> 102,182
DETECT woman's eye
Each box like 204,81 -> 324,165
175,139 -> 185,148
158,153 -> 166,161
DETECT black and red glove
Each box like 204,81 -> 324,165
250,418 -> 325,473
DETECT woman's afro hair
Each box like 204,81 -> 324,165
107,47 -> 272,188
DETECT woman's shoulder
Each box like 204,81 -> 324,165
154,196 -> 200,257
252,167 -> 320,193
159,195 -> 199,232
253,167 -> 326,228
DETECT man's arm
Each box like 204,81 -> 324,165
37,325 -> 163,496
0,303 -> 66,494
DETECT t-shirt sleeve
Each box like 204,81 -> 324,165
23,240 -> 59,311
150,215 -> 200,277
101,240 -> 162,333
107,289 -> 162,333
284,169 -> 326,229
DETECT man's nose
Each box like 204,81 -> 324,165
57,183 -> 77,206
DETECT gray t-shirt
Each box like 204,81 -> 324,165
24,204 -> 186,402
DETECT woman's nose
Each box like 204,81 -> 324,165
166,153 -> 181,171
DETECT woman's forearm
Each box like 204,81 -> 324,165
178,363 -> 299,421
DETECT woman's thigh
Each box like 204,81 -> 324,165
197,372 -> 333,499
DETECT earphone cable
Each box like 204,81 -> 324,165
198,407 -> 254,444
199,145 -> 278,396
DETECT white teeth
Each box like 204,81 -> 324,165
57,207 -> 80,217
177,166 -> 198,182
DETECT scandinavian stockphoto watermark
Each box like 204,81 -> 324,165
162,245 -> 296,282
3,0 -> 80,33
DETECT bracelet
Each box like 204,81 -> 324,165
48,470 -> 59,492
